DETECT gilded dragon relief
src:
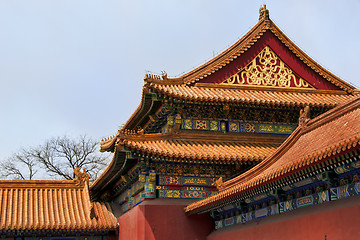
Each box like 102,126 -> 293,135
221,46 -> 314,89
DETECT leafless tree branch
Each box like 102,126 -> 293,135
0,135 -> 110,180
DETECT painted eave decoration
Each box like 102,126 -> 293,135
185,97 -> 360,214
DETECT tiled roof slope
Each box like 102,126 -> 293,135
146,83 -> 354,107
100,131 -> 286,163
0,178 -> 118,231
185,97 -> 360,213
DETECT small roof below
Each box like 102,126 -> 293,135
0,173 -> 118,232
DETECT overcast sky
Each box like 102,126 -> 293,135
0,0 -> 359,162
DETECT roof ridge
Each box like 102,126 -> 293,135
144,18 -> 267,86
0,179 -> 81,188
144,17 -> 356,93
304,97 -> 360,132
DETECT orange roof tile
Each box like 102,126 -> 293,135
0,179 -> 118,231
185,97 -> 360,214
101,131 -> 285,163
147,83 -> 355,107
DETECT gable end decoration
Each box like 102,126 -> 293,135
221,46 -> 314,89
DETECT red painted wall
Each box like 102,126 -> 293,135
207,196 -> 360,240
117,199 -> 214,240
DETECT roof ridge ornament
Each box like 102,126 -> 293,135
214,177 -> 224,191
299,106 -> 310,127
74,167 -> 90,187
161,71 -> 168,80
259,4 -> 269,21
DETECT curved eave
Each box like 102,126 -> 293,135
100,136 -> 117,152
90,150 -> 127,200
122,90 -> 160,130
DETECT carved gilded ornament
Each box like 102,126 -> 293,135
221,46 -> 314,89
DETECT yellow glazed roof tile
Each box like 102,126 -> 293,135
0,176 -> 118,231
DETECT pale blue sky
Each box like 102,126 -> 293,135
0,0 -> 359,161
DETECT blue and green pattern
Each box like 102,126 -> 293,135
279,190 -> 329,213
158,175 -> 216,186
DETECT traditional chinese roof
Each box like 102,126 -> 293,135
185,97 -> 360,214
0,177 -> 118,232
100,130 -> 284,163
91,131 -> 286,199
146,84 -> 352,107
123,6 -> 357,130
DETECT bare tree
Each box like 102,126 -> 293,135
0,149 -> 38,180
1,135 -> 110,181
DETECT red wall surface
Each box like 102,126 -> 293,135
208,195 -> 360,240
117,199 -> 214,240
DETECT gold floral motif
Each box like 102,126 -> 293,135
222,46 -> 314,89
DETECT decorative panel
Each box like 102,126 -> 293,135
330,182 -> 360,200
157,186 -> 217,199
158,175 -> 217,187
182,119 -> 220,131
229,121 -> 296,135
279,190 -> 329,213
221,46 -> 314,89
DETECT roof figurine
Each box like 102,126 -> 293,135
214,177 -> 224,191
299,105 -> 311,126
74,167 -> 90,186
259,4 -> 269,21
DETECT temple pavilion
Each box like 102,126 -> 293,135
1,5 -> 359,240
91,5 -> 359,240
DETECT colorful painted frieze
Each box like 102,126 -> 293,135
158,175 -> 217,187
180,118 -> 296,135
279,190 -> 329,213
182,119 -> 221,131
330,182 -> 360,200
229,121 -> 296,135
157,186 -> 217,199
